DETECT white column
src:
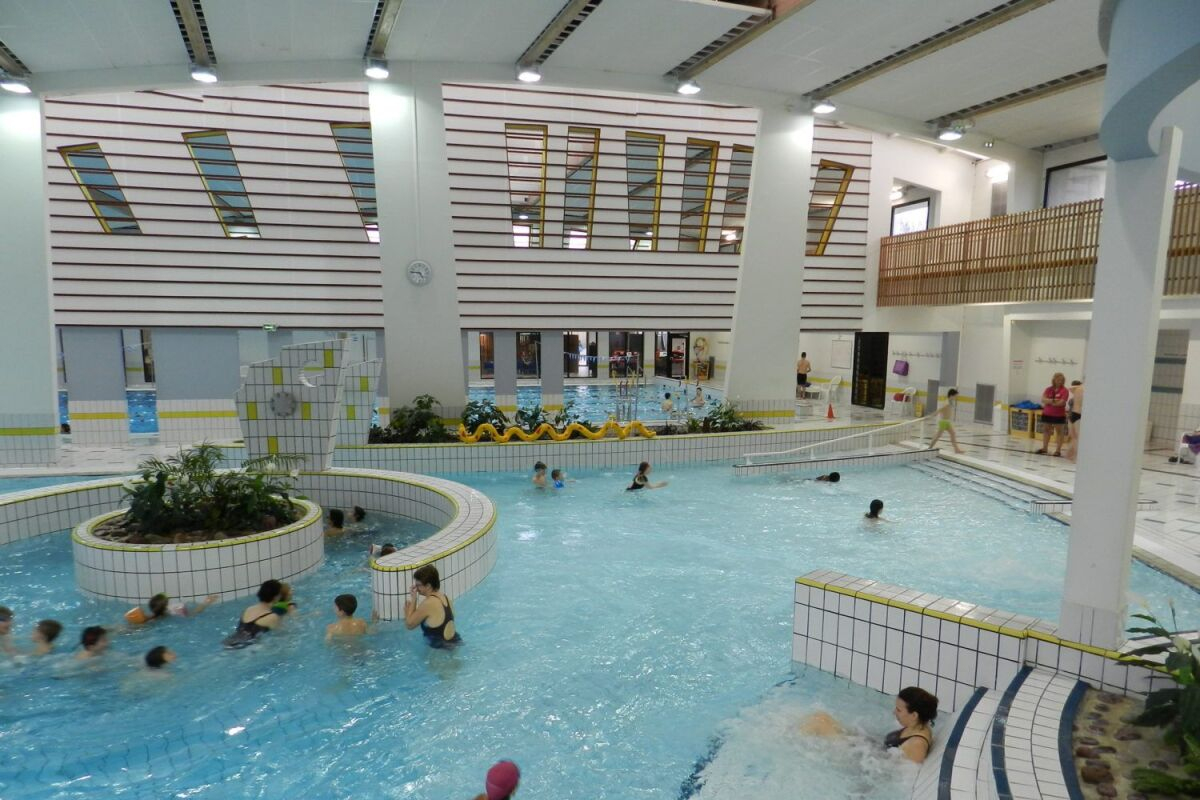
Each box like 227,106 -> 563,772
724,106 -> 814,421
493,331 -> 517,415
0,94 -> 58,464
1060,127 -> 1182,648
540,330 -> 564,412
370,68 -> 466,419
596,332 -> 610,380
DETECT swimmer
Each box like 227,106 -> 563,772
472,760 -> 521,800
404,565 -> 462,649
325,508 -> 346,536
76,626 -> 110,660
690,386 -> 705,408
352,506 -> 367,524
799,686 -> 938,764
865,499 -> 885,521
369,542 -> 398,559
271,582 -> 298,617
144,645 -> 176,673
661,392 -> 674,413
222,580 -> 284,648
0,606 -> 13,655
532,461 -> 548,489
124,592 -> 217,625
31,620 -> 63,656
627,461 -> 668,491
815,472 -> 841,483
550,468 -> 574,489
326,594 -> 369,641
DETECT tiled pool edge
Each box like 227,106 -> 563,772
733,447 -> 938,475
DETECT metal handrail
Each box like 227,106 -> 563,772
741,413 -> 936,464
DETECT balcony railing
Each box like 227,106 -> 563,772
877,184 -> 1200,307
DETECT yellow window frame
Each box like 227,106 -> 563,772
330,122 -> 377,240
807,158 -> 856,257
181,129 -> 261,239
57,143 -> 140,235
504,123 -> 549,248
680,137 -> 719,253
562,125 -> 601,249
625,130 -> 666,251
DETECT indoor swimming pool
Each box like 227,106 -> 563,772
58,391 -> 158,435
0,463 -> 1195,799
467,380 -> 723,423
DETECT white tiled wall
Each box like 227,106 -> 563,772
68,400 -> 128,445
157,399 -> 241,444
72,500 -> 325,604
1150,329 -> 1187,446
0,411 -> 58,464
337,359 -> 382,446
0,477 -> 126,546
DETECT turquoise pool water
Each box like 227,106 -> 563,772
468,381 -> 722,424
0,464 -> 1195,799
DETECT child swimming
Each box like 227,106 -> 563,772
627,461 -> 668,491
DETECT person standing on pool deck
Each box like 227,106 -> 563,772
928,388 -> 964,454
627,461 -> 668,491
472,760 -> 520,800
796,351 -> 811,390
1037,372 -> 1069,457
404,565 -> 461,649
1065,380 -> 1084,462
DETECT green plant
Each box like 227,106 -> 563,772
369,394 -> 457,443
1126,605 -> 1200,751
552,400 -> 582,429
462,399 -> 508,433
116,443 -> 303,541
514,404 -> 549,432
699,401 -> 767,433
1132,734 -> 1200,796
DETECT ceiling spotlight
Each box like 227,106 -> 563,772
982,139 -> 995,149
811,99 -> 836,114
189,63 -> 218,84
890,187 -> 904,201
517,65 -> 542,83
0,75 -> 31,94
936,119 -> 971,142
364,58 -> 389,80
675,78 -> 701,96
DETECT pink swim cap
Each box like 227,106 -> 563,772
485,760 -> 520,800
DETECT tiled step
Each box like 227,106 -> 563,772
909,460 -> 1064,511
992,666 -> 1087,800
910,687 -> 1001,800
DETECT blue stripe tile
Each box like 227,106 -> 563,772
991,665 -> 1033,800
937,686 -> 988,800
1058,680 -> 1089,800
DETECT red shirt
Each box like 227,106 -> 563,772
1042,386 -> 1069,418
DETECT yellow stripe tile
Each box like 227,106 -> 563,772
267,436 -> 279,454
246,402 -> 258,421
158,410 -> 238,419
71,412 -> 127,420
346,405 -> 357,421
272,367 -> 284,385
0,427 -> 57,436
301,402 -> 312,420
323,349 -> 334,368
359,376 -> 370,392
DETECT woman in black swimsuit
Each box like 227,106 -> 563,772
223,579 -> 284,648
404,565 -> 462,648
885,686 -> 937,763
626,461 -> 667,491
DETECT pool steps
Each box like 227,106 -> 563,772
909,460 -> 1071,513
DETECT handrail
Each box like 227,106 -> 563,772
741,413 -> 936,464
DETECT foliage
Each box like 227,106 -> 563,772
1126,605 -> 1200,752
118,443 -> 302,540
462,399 -> 508,434
1132,734 -> 1200,796
369,394 -> 457,443
698,401 -> 767,433
552,401 -> 583,429
514,404 -> 549,432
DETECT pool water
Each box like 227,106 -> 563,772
57,391 -> 158,435
468,381 -> 723,424
0,463 -> 1196,799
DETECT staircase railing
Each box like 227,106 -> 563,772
741,414 -> 935,465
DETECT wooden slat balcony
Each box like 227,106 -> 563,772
877,184 -> 1200,307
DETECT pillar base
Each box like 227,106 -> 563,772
726,398 -> 796,423
157,400 -> 241,444
1058,600 -> 1126,650
0,412 -> 58,465
67,401 -> 129,445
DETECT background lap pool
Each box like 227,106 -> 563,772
467,380 -> 723,423
0,463 -> 1194,799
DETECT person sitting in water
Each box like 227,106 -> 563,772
800,686 -> 938,764
404,565 -> 462,649
271,583 -> 298,617
352,506 -> 367,524
816,472 -> 841,483
661,392 -> 674,413
472,760 -> 521,800
144,645 -> 176,674
550,468 -> 574,489
31,619 -> 63,656
532,461 -> 548,489
76,626 -> 110,660
124,592 -> 217,625
627,461 -> 668,491
326,594 -> 369,641
325,508 -> 346,536
865,499 -> 885,521
223,580 -> 284,648
0,606 -> 14,656
690,386 -> 705,408
369,542 -> 399,559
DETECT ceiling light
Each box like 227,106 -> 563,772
189,63 -> 218,84
0,75 -> 31,94
812,99 -> 836,115
517,65 -> 542,83
364,58 -> 389,80
675,78 -> 701,96
982,139 -> 995,149
936,119 -> 972,142
937,128 -> 963,142
517,213 -> 529,220
890,187 -> 904,201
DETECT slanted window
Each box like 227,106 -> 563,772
182,130 -> 261,239
562,126 -> 600,249
719,145 -> 753,254
58,144 -> 141,234
330,123 -> 379,242
626,131 -> 665,251
806,159 -> 855,256
678,138 -> 718,252
505,124 -> 548,248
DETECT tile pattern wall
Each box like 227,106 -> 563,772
728,397 -> 796,422
0,411 -> 58,464
793,570 -> 1165,714
336,360 -> 382,446
235,339 -> 348,471
72,500 -> 324,604
0,477 -> 126,547
68,400 -> 128,445
158,399 -> 241,444
1150,329 -> 1187,446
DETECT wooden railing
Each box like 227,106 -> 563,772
877,184 -> 1200,306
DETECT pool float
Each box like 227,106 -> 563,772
458,419 -> 657,443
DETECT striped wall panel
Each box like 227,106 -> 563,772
801,122 -> 872,333
43,84 -> 382,328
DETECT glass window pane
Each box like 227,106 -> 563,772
626,132 -> 664,251
806,159 -> 854,256
59,144 -> 141,235
184,131 -> 260,238
679,139 -> 718,253
331,123 -> 378,242
505,124 -> 548,248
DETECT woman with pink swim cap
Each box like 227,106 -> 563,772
472,760 -> 520,800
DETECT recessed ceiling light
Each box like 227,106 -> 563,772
364,58 -> 389,80
937,128 -> 963,142
675,78 -> 701,96
0,75 -> 31,94
189,63 -> 218,84
517,65 -> 542,83
812,99 -> 836,114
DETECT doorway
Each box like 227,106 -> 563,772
563,331 -> 597,378
851,331 -> 889,409
654,331 -> 689,379
608,331 -> 644,378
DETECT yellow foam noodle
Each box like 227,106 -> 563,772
457,419 -> 657,443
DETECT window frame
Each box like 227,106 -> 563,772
181,129 -> 261,239
561,126 -> 601,249
679,137 -> 719,253
719,144 -> 754,254
57,143 -> 141,235
504,123 -> 549,248
890,198 -> 931,236
806,158 -> 856,257
1042,155 -> 1106,208
330,122 -> 378,242
625,131 -> 666,251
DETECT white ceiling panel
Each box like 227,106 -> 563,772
549,0 -> 756,75
836,0 -> 1105,122
972,80 -> 1104,149
203,0 -> 379,63
384,0 -> 567,63
0,0 -> 183,71
701,0 -> 1000,96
